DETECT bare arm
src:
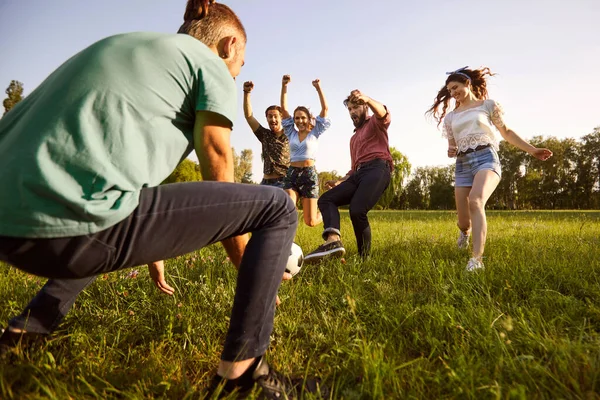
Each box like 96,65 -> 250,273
193,110 -> 250,269
312,79 -> 328,118
243,81 -> 260,132
350,90 -> 387,119
280,74 -> 291,119
494,122 -> 553,161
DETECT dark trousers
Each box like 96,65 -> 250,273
317,159 -> 391,257
0,182 -> 297,361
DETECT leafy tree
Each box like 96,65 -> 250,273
428,165 -> 455,210
405,167 -> 431,209
377,147 -> 411,209
3,80 -> 24,115
318,170 -> 342,193
495,141 -> 526,209
233,148 -> 253,183
162,158 -> 202,184
580,126 -> 600,208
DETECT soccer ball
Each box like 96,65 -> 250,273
285,243 -> 304,277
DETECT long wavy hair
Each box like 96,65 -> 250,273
426,67 -> 496,127
293,106 -> 314,131
177,0 -> 246,46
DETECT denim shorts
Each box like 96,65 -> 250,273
455,146 -> 502,187
283,166 -> 319,199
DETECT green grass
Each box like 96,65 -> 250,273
1,211 -> 600,399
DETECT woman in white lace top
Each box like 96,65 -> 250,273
427,66 -> 553,271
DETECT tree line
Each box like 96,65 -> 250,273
4,81 -> 599,209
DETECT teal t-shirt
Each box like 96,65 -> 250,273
0,32 -> 237,238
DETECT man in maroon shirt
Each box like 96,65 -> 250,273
304,90 -> 393,263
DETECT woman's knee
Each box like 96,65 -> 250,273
468,194 -> 485,211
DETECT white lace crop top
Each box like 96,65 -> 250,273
442,99 -> 505,153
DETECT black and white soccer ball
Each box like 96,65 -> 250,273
285,242 -> 304,276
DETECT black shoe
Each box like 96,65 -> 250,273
207,356 -> 327,399
0,327 -> 46,356
304,240 -> 346,265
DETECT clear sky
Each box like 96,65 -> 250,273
1,0 -> 599,181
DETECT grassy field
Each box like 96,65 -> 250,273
1,211 -> 599,399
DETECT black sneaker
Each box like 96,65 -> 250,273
0,327 -> 46,356
304,240 -> 346,265
207,356 -> 327,399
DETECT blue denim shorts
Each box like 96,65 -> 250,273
455,146 -> 502,187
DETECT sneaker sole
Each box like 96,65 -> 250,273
304,248 -> 346,265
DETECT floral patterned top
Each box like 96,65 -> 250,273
253,125 -> 290,176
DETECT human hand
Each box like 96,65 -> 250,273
148,260 -> 175,296
349,89 -> 370,105
312,79 -> 321,89
243,81 -> 254,93
275,271 -> 293,306
531,147 -> 553,161
325,180 -> 340,189
448,145 -> 458,158
282,75 -> 291,86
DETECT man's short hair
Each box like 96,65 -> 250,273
265,105 -> 282,116
343,95 -> 359,108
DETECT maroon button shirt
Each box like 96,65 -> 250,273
347,108 -> 393,175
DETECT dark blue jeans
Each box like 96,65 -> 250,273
0,181 -> 297,361
318,159 -> 391,257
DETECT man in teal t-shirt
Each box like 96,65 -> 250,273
0,2 -> 321,397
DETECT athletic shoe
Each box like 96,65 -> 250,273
0,327 -> 46,356
304,240 -> 346,265
457,230 -> 470,250
466,257 -> 484,272
207,356 -> 327,399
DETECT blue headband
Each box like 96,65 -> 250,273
446,66 -> 471,81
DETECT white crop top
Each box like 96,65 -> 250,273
442,99 -> 505,153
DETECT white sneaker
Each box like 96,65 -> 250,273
457,230 -> 470,249
466,257 -> 484,272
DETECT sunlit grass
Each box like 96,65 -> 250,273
1,211 -> 599,399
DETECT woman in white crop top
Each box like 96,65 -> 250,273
280,74 -> 331,227
427,66 -> 553,272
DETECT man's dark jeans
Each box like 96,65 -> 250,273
0,181 -> 297,361
318,158 -> 391,257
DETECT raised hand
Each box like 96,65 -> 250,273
531,147 -> 553,161
282,74 -> 291,86
349,89 -> 370,105
243,81 -> 254,93
312,79 -> 321,89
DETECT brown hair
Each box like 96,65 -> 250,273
177,0 -> 247,47
293,106 -> 314,131
265,105 -> 282,117
426,67 -> 496,127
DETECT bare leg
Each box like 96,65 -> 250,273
469,170 -> 500,259
455,186 -> 472,234
301,198 -> 322,227
285,189 -> 298,208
